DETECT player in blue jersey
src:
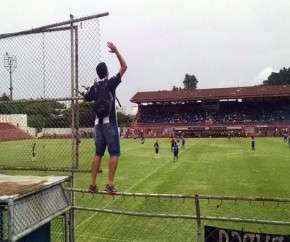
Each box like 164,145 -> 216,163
173,142 -> 179,162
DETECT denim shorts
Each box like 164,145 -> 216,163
95,123 -> 120,156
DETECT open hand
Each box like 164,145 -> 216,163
107,42 -> 117,53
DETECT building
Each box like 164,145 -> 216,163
130,85 -> 290,137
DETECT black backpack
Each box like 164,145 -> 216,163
93,80 -> 114,118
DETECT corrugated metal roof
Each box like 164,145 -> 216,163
0,174 -> 69,200
130,85 -> 290,103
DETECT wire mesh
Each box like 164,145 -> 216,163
199,196 -> 290,241
50,215 -> 66,242
74,192 -> 198,242
0,204 -> 8,241
2,13 -> 290,242
0,15 -> 101,172
70,190 -> 290,241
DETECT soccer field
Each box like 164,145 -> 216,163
2,137 -> 290,241
5,136 -> 290,197
75,137 -> 290,197
74,137 -> 290,241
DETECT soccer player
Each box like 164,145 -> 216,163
228,132 -> 231,141
171,137 -> 175,152
154,140 -> 159,158
32,143 -> 36,161
284,133 -> 288,142
141,135 -> 145,146
173,142 -> 179,162
251,136 -> 255,151
181,136 -> 186,149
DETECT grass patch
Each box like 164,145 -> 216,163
1,137 -> 290,240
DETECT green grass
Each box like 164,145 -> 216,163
1,137 -> 290,241
92,137 -> 290,197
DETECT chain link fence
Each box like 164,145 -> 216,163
0,13 -> 106,172
0,13 -> 104,242
1,13 -> 290,242
64,190 -> 290,241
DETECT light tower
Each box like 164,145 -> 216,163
4,52 -> 17,100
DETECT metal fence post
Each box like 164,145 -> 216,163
194,194 -> 202,242
8,199 -> 14,242
74,25 -> 80,170
70,14 -> 77,170
70,14 -> 76,242
67,177 -> 74,242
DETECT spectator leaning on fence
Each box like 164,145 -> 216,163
84,42 -> 127,195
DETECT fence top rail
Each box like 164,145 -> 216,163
198,194 -> 290,203
0,12 -> 109,39
65,188 -> 197,199
0,96 -> 82,104
65,188 -> 290,202
0,166 -> 90,173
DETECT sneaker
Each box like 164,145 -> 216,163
88,185 -> 98,193
104,184 -> 117,195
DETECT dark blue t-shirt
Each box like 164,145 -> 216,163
173,144 -> 178,154
84,73 -> 121,124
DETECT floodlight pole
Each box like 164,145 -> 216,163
4,52 -> 17,100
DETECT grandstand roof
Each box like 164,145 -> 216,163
130,85 -> 290,104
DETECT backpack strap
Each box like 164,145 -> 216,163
104,79 -> 122,108
115,95 -> 122,107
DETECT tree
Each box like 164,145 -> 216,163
117,112 -> 132,127
183,74 -> 198,90
263,67 -> 290,86
0,93 -> 9,101
172,86 -> 182,91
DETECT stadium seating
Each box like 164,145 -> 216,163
136,102 -> 290,126
0,123 -> 31,141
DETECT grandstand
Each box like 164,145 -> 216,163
0,123 -> 32,141
130,85 -> 290,138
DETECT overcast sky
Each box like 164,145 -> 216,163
1,0 -> 290,112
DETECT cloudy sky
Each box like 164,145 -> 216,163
1,0 -> 290,112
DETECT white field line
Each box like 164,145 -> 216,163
75,141 -> 196,234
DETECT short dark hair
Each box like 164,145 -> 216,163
96,62 -> 108,79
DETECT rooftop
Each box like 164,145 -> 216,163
130,85 -> 290,104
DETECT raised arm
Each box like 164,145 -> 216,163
107,42 -> 128,78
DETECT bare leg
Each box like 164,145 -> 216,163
108,155 -> 118,186
90,155 -> 102,186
